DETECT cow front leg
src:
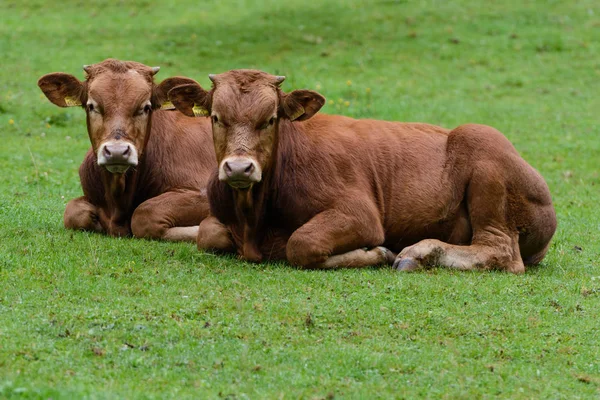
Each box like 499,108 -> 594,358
131,189 -> 209,242
197,216 -> 235,253
286,203 -> 391,269
322,247 -> 396,268
64,196 -> 104,233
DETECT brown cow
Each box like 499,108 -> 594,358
168,69 -> 557,273
38,59 -> 216,241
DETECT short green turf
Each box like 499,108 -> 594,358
1,0 -> 599,398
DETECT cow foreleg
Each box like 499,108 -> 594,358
64,196 -> 104,233
322,247 -> 396,268
197,216 -> 235,253
131,190 -> 209,242
286,201 -> 392,269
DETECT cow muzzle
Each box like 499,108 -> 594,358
97,140 -> 139,174
219,156 -> 262,189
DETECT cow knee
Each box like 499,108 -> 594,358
131,204 -> 166,239
197,218 -> 234,252
64,198 -> 102,232
286,234 -> 330,268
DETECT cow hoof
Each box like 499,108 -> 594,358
377,246 -> 397,265
393,257 -> 420,272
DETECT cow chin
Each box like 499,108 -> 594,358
104,164 -> 133,174
226,180 -> 254,190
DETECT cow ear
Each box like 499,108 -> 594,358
37,73 -> 84,107
281,89 -> 325,121
168,83 -> 211,118
154,77 -> 201,110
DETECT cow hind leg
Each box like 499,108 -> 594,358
131,190 -> 209,242
519,203 -> 556,265
64,196 -> 104,233
393,165 -> 526,274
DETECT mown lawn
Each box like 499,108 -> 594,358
1,0 -> 599,398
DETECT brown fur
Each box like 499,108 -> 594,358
38,59 -> 215,240
170,70 -> 557,272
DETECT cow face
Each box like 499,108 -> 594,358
38,59 -> 195,174
168,70 -> 325,189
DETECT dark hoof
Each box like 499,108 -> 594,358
393,257 -> 420,272
377,246 -> 397,265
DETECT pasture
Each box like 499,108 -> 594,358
1,0 -> 599,398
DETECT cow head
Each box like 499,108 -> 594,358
38,59 -> 196,174
168,69 -> 325,189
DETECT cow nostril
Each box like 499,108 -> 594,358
122,146 -> 130,156
103,146 -> 111,157
223,160 -> 256,180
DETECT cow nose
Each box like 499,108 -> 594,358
224,160 -> 255,179
103,143 -> 131,163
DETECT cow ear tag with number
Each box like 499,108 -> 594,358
160,100 -> 175,110
64,96 -> 81,107
192,105 -> 209,117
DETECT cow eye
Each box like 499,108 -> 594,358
87,103 -> 102,114
135,104 -> 152,116
259,117 -> 275,130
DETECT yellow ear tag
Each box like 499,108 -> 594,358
288,105 -> 305,121
192,104 -> 209,117
160,101 -> 175,110
64,96 -> 81,107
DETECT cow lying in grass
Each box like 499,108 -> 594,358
38,59 -> 215,241
168,69 -> 557,273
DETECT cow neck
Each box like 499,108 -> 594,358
99,167 -> 139,224
230,174 -> 271,262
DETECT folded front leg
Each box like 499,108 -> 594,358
286,201 -> 391,269
197,215 -> 235,253
64,196 -> 105,233
131,189 -> 209,242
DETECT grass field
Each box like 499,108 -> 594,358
1,0 -> 600,398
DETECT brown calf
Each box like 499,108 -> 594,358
38,59 -> 216,241
169,70 -> 557,272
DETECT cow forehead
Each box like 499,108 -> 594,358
212,83 -> 278,121
88,71 -> 152,105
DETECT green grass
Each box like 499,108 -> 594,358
1,0 -> 600,398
